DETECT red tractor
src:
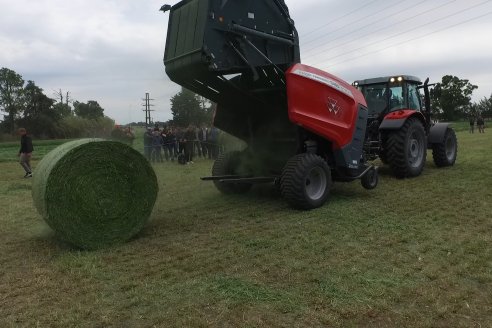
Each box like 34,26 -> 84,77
159,0 -> 454,209
353,75 -> 458,178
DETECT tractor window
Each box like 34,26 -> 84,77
408,84 -> 421,111
389,85 -> 404,111
361,84 -> 387,117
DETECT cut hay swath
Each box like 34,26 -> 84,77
32,139 -> 158,250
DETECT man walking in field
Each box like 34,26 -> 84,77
18,128 -> 33,178
477,115 -> 485,133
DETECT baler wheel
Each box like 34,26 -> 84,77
361,167 -> 379,190
386,118 -> 427,178
432,128 -> 458,167
280,153 -> 331,210
212,151 -> 252,194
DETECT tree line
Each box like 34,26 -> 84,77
168,87 -> 214,127
430,75 -> 491,121
0,67 -> 114,140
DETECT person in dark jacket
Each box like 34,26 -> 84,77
143,127 -> 153,160
151,130 -> 164,163
18,128 -> 34,178
184,125 -> 196,164
207,126 -> 219,160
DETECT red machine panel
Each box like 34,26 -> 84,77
384,109 -> 417,120
286,64 -> 367,150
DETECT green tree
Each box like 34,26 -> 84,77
52,89 -> 73,117
74,100 -> 104,119
23,81 -> 55,119
431,75 -> 478,121
19,81 -> 60,137
170,88 -> 209,126
475,94 -> 492,117
53,102 -> 73,117
0,67 -> 25,134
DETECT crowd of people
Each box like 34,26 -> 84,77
469,115 -> 486,133
143,124 -> 221,164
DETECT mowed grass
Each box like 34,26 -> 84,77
0,129 -> 491,327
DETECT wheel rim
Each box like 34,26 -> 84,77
305,166 -> 327,200
445,134 -> 456,161
408,131 -> 424,168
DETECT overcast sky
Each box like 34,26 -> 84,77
1,0 -> 491,124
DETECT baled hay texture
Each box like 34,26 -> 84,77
32,139 -> 158,250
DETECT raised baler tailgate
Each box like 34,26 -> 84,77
286,64 -> 367,149
164,0 -> 209,76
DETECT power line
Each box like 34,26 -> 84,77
320,10 -> 492,70
315,0 -> 492,64
301,0 -> 380,39
303,0 -> 458,60
302,0 -> 405,48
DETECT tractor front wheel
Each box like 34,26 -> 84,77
432,128 -> 458,167
212,151 -> 252,194
385,117 -> 427,178
280,153 -> 331,210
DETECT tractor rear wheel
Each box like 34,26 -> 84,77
432,128 -> 458,167
386,117 -> 427,178
280,153 -> 331,210
212,151 -> 252,194
379,134 -> 389,164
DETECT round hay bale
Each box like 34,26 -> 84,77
32,139 -> 158,250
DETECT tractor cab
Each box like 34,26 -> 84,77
353,75 -> 423,119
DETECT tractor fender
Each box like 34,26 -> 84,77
379,110 -> 426,131
428,123 -> 451,144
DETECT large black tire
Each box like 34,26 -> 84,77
212,151 -> 252,194
280,153 -> 331,210
379,148 -> 389,165
432,128 -> 458,167
385,118 -> 427,178
379,134 -> 389,164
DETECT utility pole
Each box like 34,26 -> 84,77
142,92 -> 155,128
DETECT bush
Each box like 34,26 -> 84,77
57,116 -> 114,139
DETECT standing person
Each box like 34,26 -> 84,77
477,115 -> 485,133
160,129 -> 170,160
207,126 -> 219,160
151,130 -> 164,162
18,128 -> 34,178
194,126 -> 202,158
184,125 -> 196,164
168,127 -> 178,161
198,124 -> 208,159
175,127 -> 185,156
143,127 -> 153,160
161,128 -> 170,160
469,116 -> 475,134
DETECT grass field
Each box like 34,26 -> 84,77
0,128 -> 491,327
0,139 -> 75,162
